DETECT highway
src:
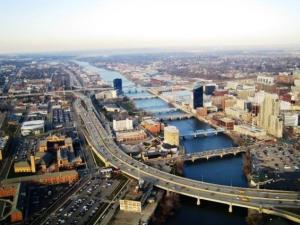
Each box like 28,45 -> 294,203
74,94 -> 300,223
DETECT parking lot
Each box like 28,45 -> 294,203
44,175 -> 121,225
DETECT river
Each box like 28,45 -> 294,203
74,60 -> 248,225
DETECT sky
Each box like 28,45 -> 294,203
0,0 -> 300,53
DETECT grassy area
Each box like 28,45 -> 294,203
91,148 -> 105,167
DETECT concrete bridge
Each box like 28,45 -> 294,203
74,94 -> 300,224
181,128 -> 225,138
155,113 -> 193,121
129,95 -> 157,100
123,88 -> 146,94
150,108 -> 180,114
183,147 -> 246,162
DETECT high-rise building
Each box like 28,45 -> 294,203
192,82 -> 203,109
257,93 -> 283,138
205,84 -> 216,95
164,126 -> 179,146
113,78 -> 122,95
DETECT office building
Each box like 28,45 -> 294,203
113,118 -> 133,131
257,93 -> 283,138
113,78 -> 122,95
192,82 -> 204,109
205,84 -> 217,95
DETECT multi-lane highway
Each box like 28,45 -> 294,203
74,94 -> 300,223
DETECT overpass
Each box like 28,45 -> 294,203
74,94 -> 300,224
181,128 -> 225,138
182,147 -> 246,162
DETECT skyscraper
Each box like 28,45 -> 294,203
257,93 -> 283,138
192,82 -> 204,109
205,83 -> 217,95
113,78 -> 122,95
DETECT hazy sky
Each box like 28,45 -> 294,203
1,0 -> 300,53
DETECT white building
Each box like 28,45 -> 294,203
113,118 -> 133,131
257,75 -> 275,86
21,120 -> 45,136
284,113 -> 299,127
95,90 -> 117,100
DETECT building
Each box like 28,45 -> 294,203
116,130 -> 147,143
257,75 -> 275,86
103,104 -> 121,112
141,119 -> 162,134
21,120 -> 44,136
225,107 -> 252,122
196,107 -> 207,117
37,135 -> 82,169
95,90 -> 117,100
120,200 -> 142,213
113,78 -> 122,95
164,126 -> 179,146
283,113 -> 299,127
113,118 -> 133,131
234,124 -> 266,139
192,82 -> 203,109
257,93 -> 283,138
0,136 -> 9,160
256,75 -> 276,93
222,97 -> 236,110
205,84 -> 217,95
218,118 -> 235,130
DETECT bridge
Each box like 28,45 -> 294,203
149,108 -> 180,114
128,95 -> 157,100
181,128 -> 225,138
123,88 -> 146,95
182,147 -> 246,162
74,94 -> 300,224
155,113 -> 193,121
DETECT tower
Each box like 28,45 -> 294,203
257,93 -> 283,138
193,82 -> 204,109
113,78 -> 122,95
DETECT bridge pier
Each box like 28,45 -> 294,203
258,205 -> 262,213
191,157 -> 195,163
196,198 -> 201,205
206,156 -> 209,160
220,154 -> 223,158
228,203 -> 233,213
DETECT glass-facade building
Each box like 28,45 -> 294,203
113,78 -> 122,95
193,82 -> 204,109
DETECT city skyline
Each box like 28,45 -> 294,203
1,0 -> 300,54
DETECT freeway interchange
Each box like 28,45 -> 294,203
74,93 -> 300,223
